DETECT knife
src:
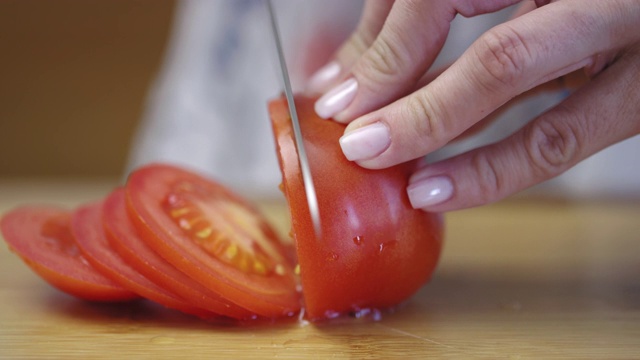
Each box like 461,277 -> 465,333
266,0 -> 322,238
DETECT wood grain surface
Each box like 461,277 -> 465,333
1,179 -> 639,359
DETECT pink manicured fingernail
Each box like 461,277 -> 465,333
339,122 -> 390,161
306,61 -> 341,94
407,176 -> 453,209
314,78 -> 358,119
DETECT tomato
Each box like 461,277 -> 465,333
102,188 -> 255,319
71,201 -> 216,319
269,96 -> 443,320
0,206 -> 137,302
125,163 -> 301,318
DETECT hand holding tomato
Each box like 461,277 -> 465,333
308,0 -> 640,212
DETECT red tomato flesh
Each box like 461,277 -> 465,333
71,201 -> 216,319
125,163 -> 301,318
269,96 -> 443,320
102,188 -> 255,319
0,206 -> 137,302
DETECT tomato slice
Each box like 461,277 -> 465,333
0,206 -> 137,302
102,188 -> 255,319
71,201 -> 217,319
125,163 -> 301,318
269,96 -> 443,320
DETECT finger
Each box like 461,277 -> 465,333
453,69 -> 589,141
340,0 -> 640,169
305,0 -> 394,95
407,43 -> 640,212
408,0 -> 540,93
414,65 -> 588,142
314,0 -> 523,121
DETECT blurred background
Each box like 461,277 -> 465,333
0,0 -> 175,178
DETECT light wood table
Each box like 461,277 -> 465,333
1,179 -> 639,359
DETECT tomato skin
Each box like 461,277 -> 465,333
0,206 -> 137,302
71,201 -> 217,319
102,188 -> 255,319
125,163 -> 301,318
269,96 -> 443,320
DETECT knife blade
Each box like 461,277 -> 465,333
266,0 -> 322,238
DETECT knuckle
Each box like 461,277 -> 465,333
474,25 -> 532,91
469,151 -> 504,205
523,107 -> 583,178
403,94 -> 447,148
366,37 -> 407,80
344,30 -> 374,57
360,26 -> 413,85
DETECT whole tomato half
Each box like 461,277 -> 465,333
269,96 -> 443,320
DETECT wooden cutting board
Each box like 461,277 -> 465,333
1,179 -> 639,359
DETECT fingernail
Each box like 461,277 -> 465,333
339,122 -> 390,161
407,176 -> 453,209
306,61 -> 341,94
314,78 -> 358,119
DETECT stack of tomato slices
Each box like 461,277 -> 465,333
1,164 -> 300,320
1,96 -> 443,322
